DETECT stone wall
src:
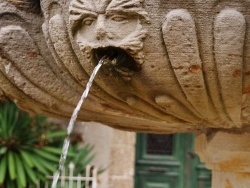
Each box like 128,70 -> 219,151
80,122 -> 136,188
108,129 -> 136,188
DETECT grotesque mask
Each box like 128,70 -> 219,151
69,0 -> 150,80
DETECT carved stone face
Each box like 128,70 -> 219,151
69,0 -> 150,79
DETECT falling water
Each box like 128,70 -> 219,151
51,56 -> 106,188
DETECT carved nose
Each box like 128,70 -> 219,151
95,28 -> 107,40
95,15 -> 107,40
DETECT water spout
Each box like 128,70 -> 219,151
51,56 -> 106,188
93,47 -> 141,81
93,47 -> 141,72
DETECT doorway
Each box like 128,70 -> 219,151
134,133 -> 211,188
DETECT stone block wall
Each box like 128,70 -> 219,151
80,122 -> 136,188
108,130 -> 136,188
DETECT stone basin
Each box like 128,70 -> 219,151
1,1 -> 250,187
0,0 -> 249,134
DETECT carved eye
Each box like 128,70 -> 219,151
82,17 -> 96,26
110,15 -> 128,22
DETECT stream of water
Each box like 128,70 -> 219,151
51,56 -> 106,188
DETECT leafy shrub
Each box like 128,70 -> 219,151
0,102 -> 95,188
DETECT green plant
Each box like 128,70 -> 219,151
0,102 -> 96,188
46,144 -> 98,188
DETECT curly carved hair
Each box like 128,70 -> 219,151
6,0 -> 41,14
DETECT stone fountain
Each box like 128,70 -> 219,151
0,0 -> 249,187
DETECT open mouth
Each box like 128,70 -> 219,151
92,47 -> 141,73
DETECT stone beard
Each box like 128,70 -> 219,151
69,0 -> 150,66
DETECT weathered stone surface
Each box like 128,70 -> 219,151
195,131 -> 250,188
0,0 -> 249,133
